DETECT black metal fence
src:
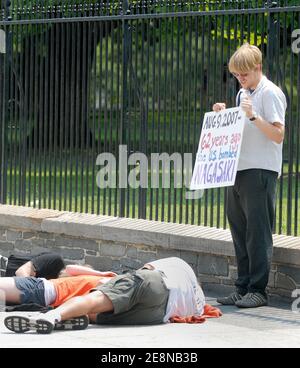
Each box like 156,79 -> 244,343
0,1 -> 299,236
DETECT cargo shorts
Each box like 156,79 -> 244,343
94,268 -> 169,325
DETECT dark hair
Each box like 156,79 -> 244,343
32,253 -> 65,279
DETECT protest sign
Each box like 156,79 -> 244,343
190,107 -> 245,190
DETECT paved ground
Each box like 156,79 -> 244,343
1,295 -> 300,348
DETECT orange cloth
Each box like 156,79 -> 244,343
169,304 -> 222,324
50,275 -> 114,307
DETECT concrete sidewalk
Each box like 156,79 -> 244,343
1,296 -> 300,348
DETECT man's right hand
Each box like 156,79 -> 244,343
212,103 -> 226,112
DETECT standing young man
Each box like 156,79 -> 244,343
213,43 -> 287,308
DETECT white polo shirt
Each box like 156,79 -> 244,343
237,76 -> 287,175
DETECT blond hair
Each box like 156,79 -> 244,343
229,43 -> 262,74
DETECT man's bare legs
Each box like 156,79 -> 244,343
41,291 -> 114,321
53,290 -> 114,321
4,290 -> 114,334
0,278 -> 21,304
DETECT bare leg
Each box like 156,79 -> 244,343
0,278 -> 21,304
51,291 -> 114,321
4,291 -> 114,334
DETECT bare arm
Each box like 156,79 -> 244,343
254,116 -> 285,144
15,261 -> 36,277
241,97 -> 285,144
253,118 -> 284,144
64,265 -> 117,278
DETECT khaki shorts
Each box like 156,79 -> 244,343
95,269 -> 169,325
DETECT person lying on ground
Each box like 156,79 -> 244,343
0,266 -> 117,310
1,271 -> 116,331
4,257 -> 207,334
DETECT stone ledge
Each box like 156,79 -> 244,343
41,211 -> 235,256
0,205 -> 65,231
0,204 -> 299,266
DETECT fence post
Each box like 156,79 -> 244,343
137,13 -> 147,220
266,1 -> 278,78
119,0 -> 130,217
0,0 -> 11,204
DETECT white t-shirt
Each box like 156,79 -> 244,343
237,76 -> 287,175
42,278 -> 57,306
148,257 -> 205,323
